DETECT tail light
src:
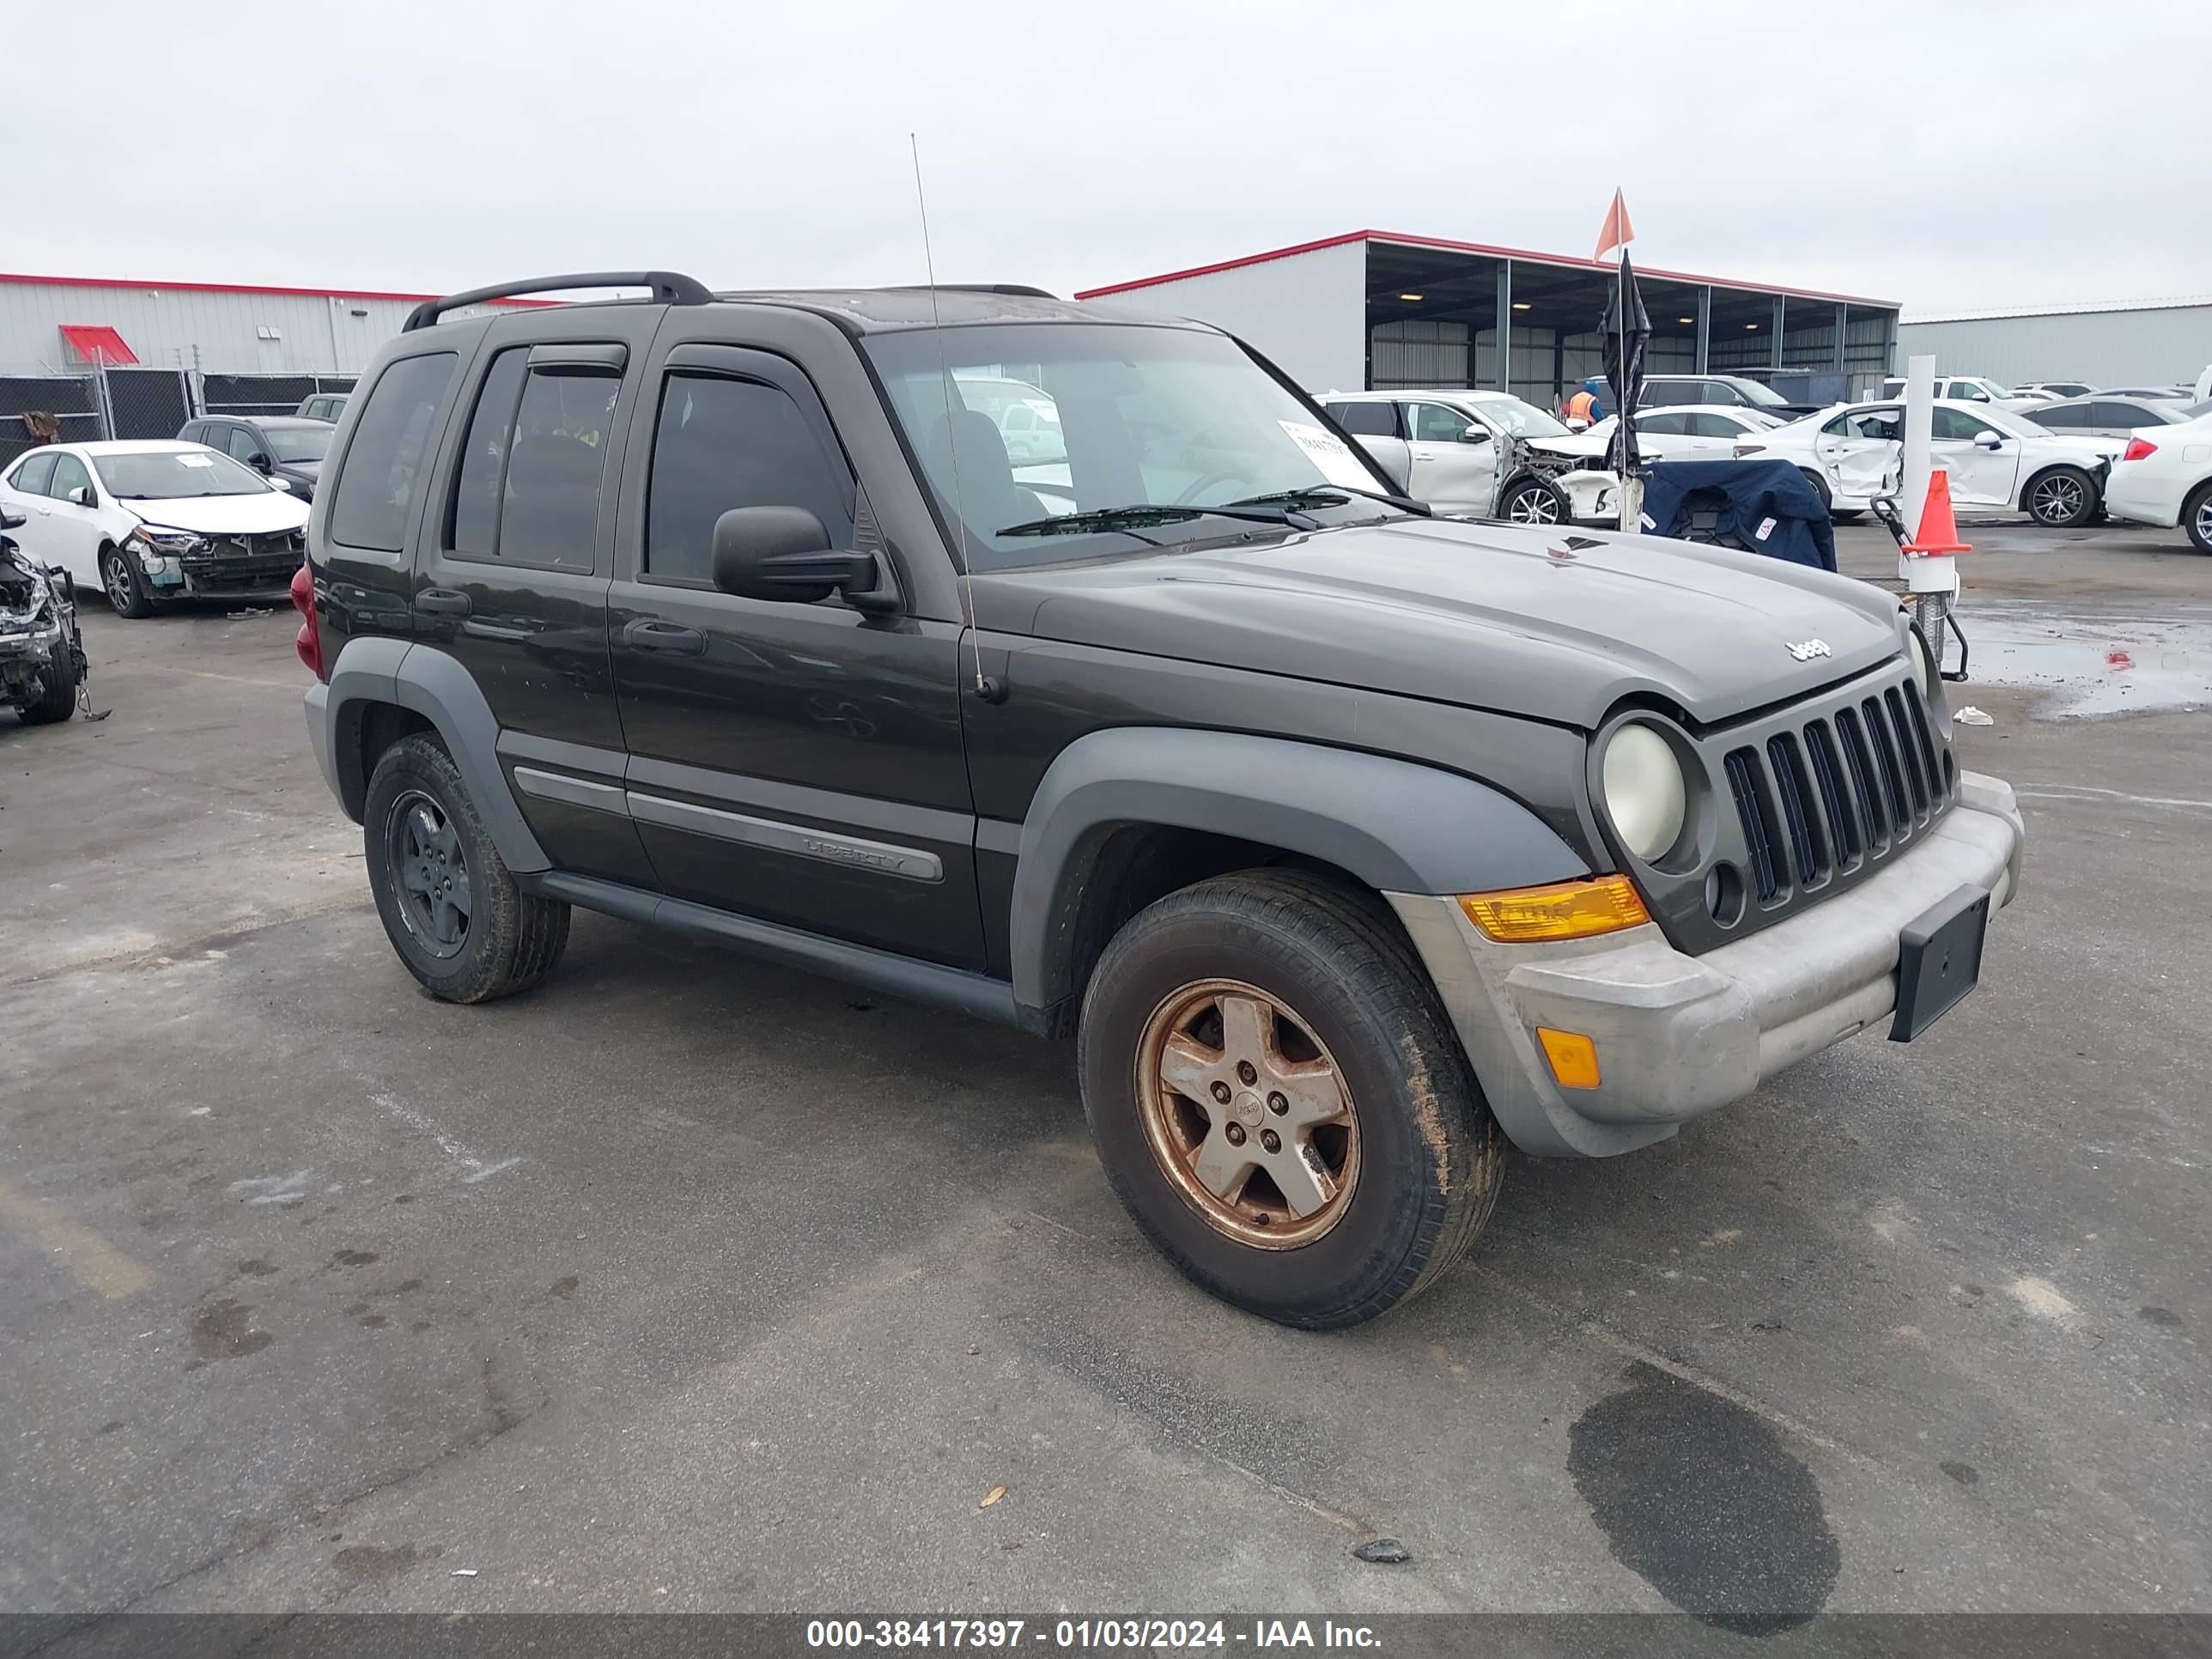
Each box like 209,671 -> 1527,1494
2120,437 -> 2159,464
290,562 -> 325,681
1734,443 -> 1766,457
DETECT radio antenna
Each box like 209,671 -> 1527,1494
910,132 -> 1002,703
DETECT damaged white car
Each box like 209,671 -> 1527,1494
0,505 -> 84,724
1319,389 -> 1623,525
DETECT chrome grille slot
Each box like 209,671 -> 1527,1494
1724,748 -> 1784,903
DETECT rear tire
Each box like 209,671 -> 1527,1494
1079,869 -> 1506,1329
363,733 -> 570,1003
100,545 -> 155,619
2184,480 -> 2212,554
2024,465 -> 2096,528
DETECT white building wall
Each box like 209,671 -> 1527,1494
1090,242 -> 1368,393
1895,302 -> 2212,388
0,281 -> 512,377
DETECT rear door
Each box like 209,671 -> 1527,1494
1,452 -> 62,567
1400,399 -> 1497,510
1814,405 -> 1904,503
606,337 -> 983,967
408,307 -> 663,886
1930,406 -> 2021,506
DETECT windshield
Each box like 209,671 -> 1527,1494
1734,379 -> 1793,409
265,428 -> 332,463
1473,398 -> 1571,439
865,324 -> 1401,568
91,449 -> 271,500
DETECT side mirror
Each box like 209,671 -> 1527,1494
269,476 -> 295,491
0,507 -> 23,531
250,453 -> 273,471
711,506 -> 896,615
1975,430 -> 2004,451
1462,423 -> 1492,444
66,485 -> 94,507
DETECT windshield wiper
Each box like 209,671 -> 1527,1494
997,501 -> 1318,538
1224,484 -> 1431,518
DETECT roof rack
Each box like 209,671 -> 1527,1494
401,270 -> 714,332
872,283 -> 1057,300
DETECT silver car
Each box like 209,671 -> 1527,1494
2027,394 -> 2212,440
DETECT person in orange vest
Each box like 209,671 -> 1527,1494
1564,384 -> 1599,428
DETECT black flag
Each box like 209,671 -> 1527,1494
1602,252 -> 1650,481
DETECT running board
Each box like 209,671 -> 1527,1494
531,872 -> 1022,1029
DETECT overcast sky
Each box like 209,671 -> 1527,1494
15,0 -> 2209,313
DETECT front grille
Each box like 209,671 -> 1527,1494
179,532 -> 304,591
1718,677 -> 1950,913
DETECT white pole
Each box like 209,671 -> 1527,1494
1900,353 -> 1936,549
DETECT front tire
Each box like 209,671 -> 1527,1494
17,639 -> 78,724
1498,478 -> 1568,526
2184,480 -> 2212,554
1079,870 -> 1506,1329
363,734 -> 570,1003
2024,465 -> 2096,528
100,546 -> 155,619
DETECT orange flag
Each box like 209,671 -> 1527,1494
1595,189 -> 1635,261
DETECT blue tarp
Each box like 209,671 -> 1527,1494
1639,459 -> 1837,573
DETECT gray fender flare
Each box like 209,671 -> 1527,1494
323,637 -> 549,872
1009,726 -> 1586,1010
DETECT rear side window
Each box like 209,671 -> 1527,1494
644,374 -> 854,585
1328,401 -> 1397,437
11,452 -> 58,496
449,349 -> 529,558
462,364 -> 618,571
330,353 -> 457,552
2091,402 -> 2152,428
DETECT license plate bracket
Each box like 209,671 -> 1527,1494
1889,884 -> 1990,1042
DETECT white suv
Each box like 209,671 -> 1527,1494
1319,389 -> 1619,524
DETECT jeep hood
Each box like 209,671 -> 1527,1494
972,517 -> 1906,729
124,492 -> 311,536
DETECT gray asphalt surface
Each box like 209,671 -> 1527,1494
2,521 -> 2207,1627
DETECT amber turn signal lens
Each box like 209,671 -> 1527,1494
1456,877 -> 1651,942
1537,1028 -> 1602,1090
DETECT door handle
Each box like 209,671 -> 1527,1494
414,588 -> 471,617
623,617 -> 708,655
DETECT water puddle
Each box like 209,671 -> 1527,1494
1951,605 -> 2212,718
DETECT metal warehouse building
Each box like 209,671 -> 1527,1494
1894,296 -> 2212,390
0,272 -> 526,377
1074,230 -> 1899,404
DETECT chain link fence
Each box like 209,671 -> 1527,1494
0,369 -> 358,466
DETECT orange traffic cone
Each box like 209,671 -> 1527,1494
1905,469 -> 1972,556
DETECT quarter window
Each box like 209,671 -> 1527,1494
329,352 -> 458,552
644,373 -> 854,585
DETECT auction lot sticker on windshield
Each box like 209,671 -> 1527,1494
178,453 -> 214,467
1278,421 -> 1376,488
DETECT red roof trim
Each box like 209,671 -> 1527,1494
1073,229 -> 1897,310
0,270 -> 555,307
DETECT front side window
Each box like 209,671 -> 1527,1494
91,448 -> 268,500
1826,406 -> 1903,441
1932,407 -> 2001,442
1638,412 -> 1686,436
49,453 -> 93,503
266,426 -> 332,463
1408,402 -> 1476,442
11,451 -> 58,497
644,373 -> 854,584
226,427 -> 260,462
329,352 -> 457,551
2031,404 -> 2087,428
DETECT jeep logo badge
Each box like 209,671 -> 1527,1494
1785,639 -> 1832,661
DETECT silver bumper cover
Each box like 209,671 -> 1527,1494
1391,771 -> 2026,1158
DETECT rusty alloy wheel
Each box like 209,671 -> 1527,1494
1136,978 -> 1359,1249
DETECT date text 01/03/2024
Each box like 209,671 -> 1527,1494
804,1619 -> 1383,1650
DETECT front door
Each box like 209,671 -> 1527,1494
1930,407 -> 2021,507
408,308 -> 663,887
607,341 -> 983,969
1401,400 -> 1498,511
39,453 -> 110,591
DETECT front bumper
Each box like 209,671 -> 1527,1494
1389,771 -> 2026,1158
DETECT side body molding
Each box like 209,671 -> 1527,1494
1008,727 -> 1588,1012
320,638 -> 550,873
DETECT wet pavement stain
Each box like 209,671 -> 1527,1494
188,1298 -> 273,1363
1941,1460 -> 1980,1486
234,1258 -> 278,1278
329,1249 -> 379,1269
331,1542 -> 427,1584
1569,1362 -> 1839,1634
2138,1306 -> 2182,1328
549,1275 -> 580,1300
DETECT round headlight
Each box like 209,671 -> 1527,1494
1602,722 -> 1688,863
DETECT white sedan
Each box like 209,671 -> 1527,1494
1555,404 -> 1789,464
2102,410 -> 2212,552
0,441 -> 309,617
1732,399 -> 2121,526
